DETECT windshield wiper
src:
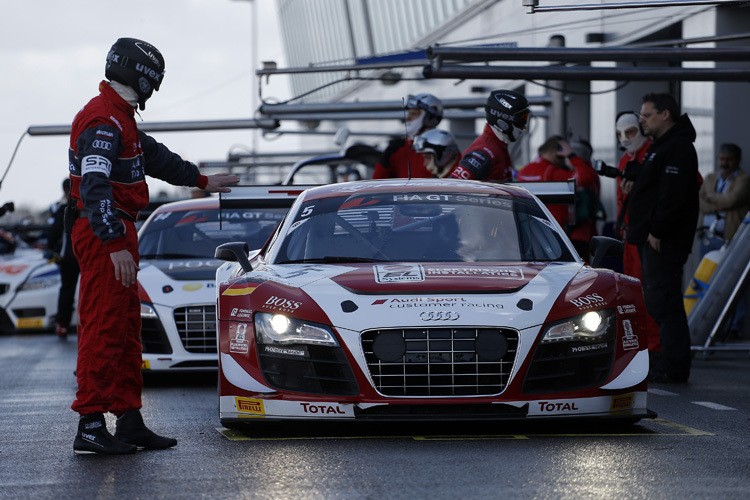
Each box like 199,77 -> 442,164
277,256 -> 388,264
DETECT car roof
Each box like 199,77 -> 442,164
298,178 -> 536,203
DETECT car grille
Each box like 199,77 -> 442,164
0,283 -> 9,295
361,327 -> 519,397
174,305 -> 217,354
522,326 -> 616,394
141,316 -> 172,354
257,343 -> 359,396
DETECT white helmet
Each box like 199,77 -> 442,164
413,129 -> 459,177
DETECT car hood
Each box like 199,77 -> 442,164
238,261 -> 589,332
138,258 -> 222,306
329,263 -> 538,294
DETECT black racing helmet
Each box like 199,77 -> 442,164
105,38 -> 165,111
485,89 -> 530,142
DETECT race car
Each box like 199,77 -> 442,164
136,187 -> 309,371
215,179 -> 654,425
0,231 -> 75,333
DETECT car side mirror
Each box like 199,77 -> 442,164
589,236 -> 623,268
215,242 -> 252,273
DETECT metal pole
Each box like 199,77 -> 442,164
427,45 -> 750,62
525,0 -> 747,14
423,64 -> 750,81
27,118 -> 280,136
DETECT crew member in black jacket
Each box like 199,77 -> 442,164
624,93 -> 699,383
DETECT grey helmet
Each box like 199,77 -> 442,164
406,93 -> 443,129
413,129 -> 459,176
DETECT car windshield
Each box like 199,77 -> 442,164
271,191 -> 576,264
139,207 -> 287,259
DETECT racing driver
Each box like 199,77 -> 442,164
68,38 -> 238,455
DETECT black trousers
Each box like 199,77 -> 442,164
637,241 -> 692,379
56,252 -> 80,328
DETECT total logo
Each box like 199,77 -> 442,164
264,295 -> 302,313
300,403 -> 346,415
570,293 -> 605,309
538,401 -> 579,412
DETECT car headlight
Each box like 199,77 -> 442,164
254,312 -> 339,347
541,309 -> 614,343
140,302 -> 158,319
19,274 -> 61,291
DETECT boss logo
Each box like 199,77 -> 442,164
265,295 -> 301,311
570,293 -> 605,308
420,311 -> 460,321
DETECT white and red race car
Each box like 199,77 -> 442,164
215,179 -> 654,424
136,188 -> 307,371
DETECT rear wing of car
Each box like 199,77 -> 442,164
218,185 -> 318,229
510,180 -> 576,205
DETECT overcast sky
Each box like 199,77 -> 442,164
0,0 -> 293,213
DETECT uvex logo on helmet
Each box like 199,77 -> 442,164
134,41 -> 162,69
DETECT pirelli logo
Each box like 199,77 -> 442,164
235,397 -> 265,415
610,393 -> 635,411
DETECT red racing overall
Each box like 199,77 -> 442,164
69,81 -> 207,415
449,124 -> 513,182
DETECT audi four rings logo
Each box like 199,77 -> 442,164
92,140 -> 112,150
420,311 -> 460,321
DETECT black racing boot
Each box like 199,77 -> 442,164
74,413 -> 137,455
114,410 -> 177,450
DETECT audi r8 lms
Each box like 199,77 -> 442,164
215,179 -> 654,425
137,187 -> 308,371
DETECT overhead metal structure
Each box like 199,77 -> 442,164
522,0 -> 748,14
423,45 -> 750,81
26,118 -> 280,137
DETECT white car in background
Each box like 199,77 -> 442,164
137,187 -> 310,371
0,233 -> 76,333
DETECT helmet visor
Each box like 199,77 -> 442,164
514,109 -> 530,130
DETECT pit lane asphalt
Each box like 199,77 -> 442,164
1,333 -> 748,500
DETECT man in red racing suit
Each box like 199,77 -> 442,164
448,89 -> 530,182
69,38 -> 238,455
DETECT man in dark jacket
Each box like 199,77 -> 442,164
625,92 -> 699,383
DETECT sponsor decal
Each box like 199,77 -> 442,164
92,139 -> 112,151
222,284 -> 258,296
162,285 -> 173,294
571,342 -> 608,353
0,264 -> 29,274
570,293 -> 605,309
81,155 -> 112,177
371,297 -> 503,309
264,295 -> 302,313
141,359 -> 151,370
610,393 -> 635,411
230,308 -> 253,318
425,266 -> 523,278
230,323 -> 249,354
84,421 -> 103,430
182,283 -> 203,292
300,403 -> 346,415
16,318 -> 44,329
537,401 -> 580,412
264,345 -> 306,357
617,304 -> 637,314
235,397 -> 265,415
95,130 -> 114,138
621,319 -> 639,350
374,264 -> 425,283
420,311 -> 459,321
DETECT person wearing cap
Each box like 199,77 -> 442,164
449,89 -> 530,182
68,38 -> 239,455
372,93 -> 443,179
